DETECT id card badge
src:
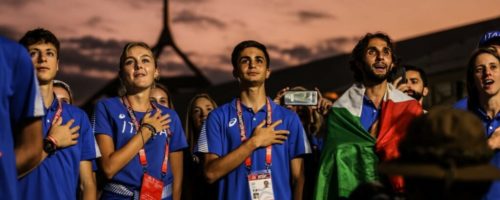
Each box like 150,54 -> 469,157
140,173 -> 164,200
248,170 -> 275,200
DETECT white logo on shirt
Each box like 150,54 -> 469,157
119,114 -> 125,119
229,118 -> 237,127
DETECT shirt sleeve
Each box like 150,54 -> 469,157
168,110 -> 188,152
93,101 -> 113,137
10,44 -> 44,125
287,113 -> 312,159
196,111 -> 223,156
78,109 -> 98,161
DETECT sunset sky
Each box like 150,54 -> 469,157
1,0 -> 499,104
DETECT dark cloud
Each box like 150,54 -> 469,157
57,36 -> 129,78
271,36 -> 358,64
173,10 -> 226,29
0,25 -> 21,40
172,0 -> 209,3
0,0 -> 36,8
123,0 -> 162,9
281,45 -> 313,61
297,10 -> 334,22
82,16 -> 115,33
84,16 -> 103,27
64,36 -> 124,53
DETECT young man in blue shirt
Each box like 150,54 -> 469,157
0,35 -> 45,200
197,40 -> 311,200
18,28 -> 98,200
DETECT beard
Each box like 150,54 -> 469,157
405,89 -> 424,101
362,62 -> 389,83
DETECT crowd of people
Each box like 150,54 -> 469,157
1,27 -> 500,200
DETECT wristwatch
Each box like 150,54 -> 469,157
43,138 -> 57,154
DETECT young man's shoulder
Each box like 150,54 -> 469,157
272,103 -> 300,121
209,101 -> 234,117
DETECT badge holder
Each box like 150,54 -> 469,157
247,165 -> 275,200
140,170 -> 164,200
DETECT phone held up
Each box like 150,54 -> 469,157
284,91 -> 318,106
388,66 -> 407,86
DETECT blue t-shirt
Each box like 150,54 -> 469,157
453,97 -> 468,110
93,97 -> 188,198
196,98 -> 312,200
360,96 -> 381,132
465,104 -> 500,200
0,36 -> 44,200
18,97 -> 97,200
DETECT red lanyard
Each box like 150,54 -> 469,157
50,100 -> 63,126
122,96 -> 171,175
236,98 -> 272,170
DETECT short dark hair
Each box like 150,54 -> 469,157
349,32 -> 398,82
404,65 -> 429,87
231,40 -> 270,69
466,48 -> 500,109
19,28 -> 60,58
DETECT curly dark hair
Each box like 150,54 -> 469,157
349,32 -> 398,82
19,28 -> 60,58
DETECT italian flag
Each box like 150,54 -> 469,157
314,83 -> 422,199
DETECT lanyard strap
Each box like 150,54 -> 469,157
236,98 -> 272,169
122,96 -> 171,175
50,100 -> 63,126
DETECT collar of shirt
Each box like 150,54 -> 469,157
44,93 -> 60,112
230,97 -> 277,114
360,96 -> 381,132
469,103 -> 500,136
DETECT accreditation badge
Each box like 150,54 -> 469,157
140,173 -> 164,200
247,170 -> 275,200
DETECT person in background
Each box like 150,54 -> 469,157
53,80 -> 73,104
183,93 -> 218,200
150,83 -> 175,109
392,65 -> 429,106
273,86 -> 331,199
94,42 -> 187,200
0,35 -> 44,200
455,30 -> 500,109
461,48 -> 500,199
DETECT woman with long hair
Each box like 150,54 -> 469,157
464,48 -> 500,199
150,83 -> 175,109
94,42 -> 187,200
183,93 -> 217,200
